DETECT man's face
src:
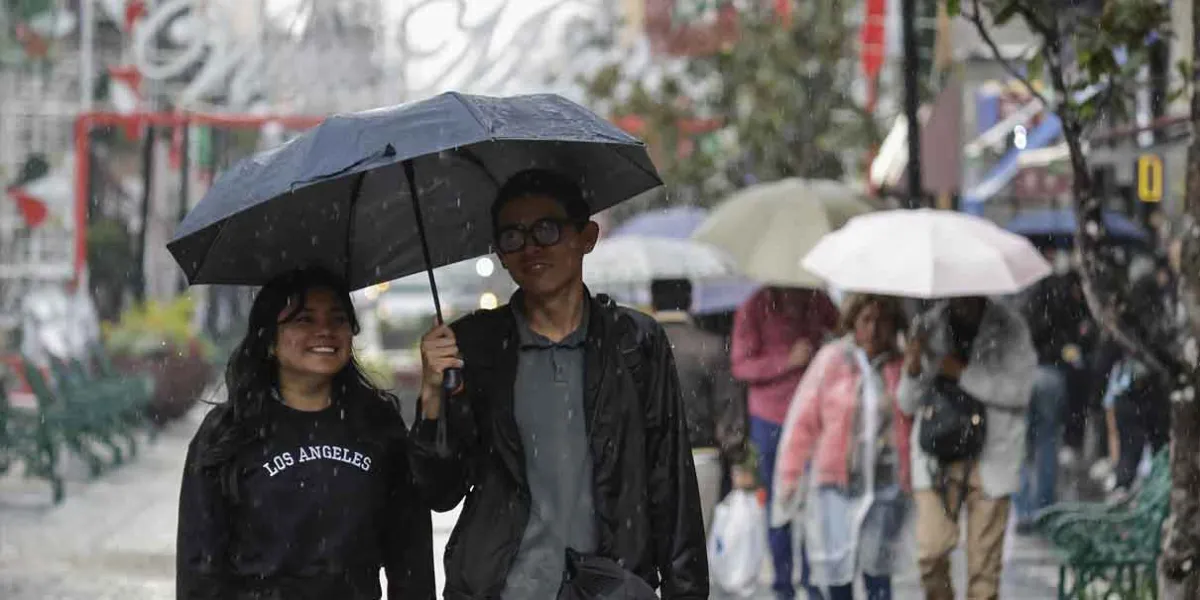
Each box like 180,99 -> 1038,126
495,194 -> 598,298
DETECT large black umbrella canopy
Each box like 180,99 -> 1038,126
168,92 -> 663,294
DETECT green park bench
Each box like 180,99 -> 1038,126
1,369 -> 67,503
46,355 -> 144,463
88,343 -> 158,441
1034,449 -> 1171,600
19,357 -> 130,477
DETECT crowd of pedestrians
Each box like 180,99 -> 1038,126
172,165 -> 1171,600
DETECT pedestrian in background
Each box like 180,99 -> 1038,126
176,267 -> 435,600
774,294 -> 913,600
899,296 -> 1035,600
731,286 -> 839,600
650,278 -> 747,532
1015,249 -> 1087,532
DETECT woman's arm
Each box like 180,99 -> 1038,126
730,296 -> 802,385
382,429 -> 436,600
176,413 -> 233,600
775,345 -> 835,499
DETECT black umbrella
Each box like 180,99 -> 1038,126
169,92 -> 663,390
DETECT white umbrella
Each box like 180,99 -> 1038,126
691,178 -> 875,288
801,209 -> 1052,299
583,235 -> 738,287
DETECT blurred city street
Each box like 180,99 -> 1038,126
0,401 -> 1062,599
0,0 -> 1194,598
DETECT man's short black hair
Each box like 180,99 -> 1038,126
491,169 -> 590,233
651,278 -> 693,312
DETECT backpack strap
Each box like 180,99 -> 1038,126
598,295 -> 650,400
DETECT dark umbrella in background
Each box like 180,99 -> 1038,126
1004,208 -> 1149,248
169,92 -> 663,392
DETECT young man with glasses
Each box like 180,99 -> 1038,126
411,169 -> 709,599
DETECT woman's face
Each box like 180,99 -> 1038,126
853,302 -> 894,357
275,287 -> 353,380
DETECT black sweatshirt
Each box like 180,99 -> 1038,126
176,393 -> 435,600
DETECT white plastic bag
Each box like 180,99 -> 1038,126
707,489 -> 767,597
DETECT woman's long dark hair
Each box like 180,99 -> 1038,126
196,267 -> 394,501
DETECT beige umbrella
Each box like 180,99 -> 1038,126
691,178 -> 874,288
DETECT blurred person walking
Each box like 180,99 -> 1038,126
899,296 -> 1036,600
650,278 -> 748,532
1101,262 -> 1177,495
774,294 -> 914,600
731,286 -> 839,600
176,268 -> 435,600
1015,250 -> 1089,532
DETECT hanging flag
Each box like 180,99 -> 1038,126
13,22 -> 49,58
108,65 -> 142,112
860,0 -> 887,113
124,0 -> 147,31
776,0 -> 792,26
7,187 -> 48,229
108,65 -> 143,139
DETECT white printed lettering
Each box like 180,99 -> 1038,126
263,446 -> 373,475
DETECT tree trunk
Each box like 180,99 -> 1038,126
1160,5 -> 1200,593
1061,115 -> 1169,372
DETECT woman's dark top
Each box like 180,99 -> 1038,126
176,391 -> 435,600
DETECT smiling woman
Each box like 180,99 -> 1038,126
175,267 -> 436,600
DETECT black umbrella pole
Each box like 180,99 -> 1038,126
404,159 -> 462,394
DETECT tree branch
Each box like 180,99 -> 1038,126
1011,4 -> 1059,47
965,0 -> 1051,108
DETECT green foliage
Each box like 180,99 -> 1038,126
579,1 -> 881,219
950,0 -> 1176,126
103,295 -> 217,361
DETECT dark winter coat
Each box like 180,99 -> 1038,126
408,294 -> 709,599
657,313 -> 746,458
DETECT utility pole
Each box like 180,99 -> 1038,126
902,0 -> 923,209
1144,34 -> 1169,245
80,0 -> 94,111
133,126 -> 154,303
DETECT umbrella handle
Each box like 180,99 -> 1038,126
443,367 -> 463,393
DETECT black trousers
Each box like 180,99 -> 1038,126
1062,365 -> 1092,452
1112,380 -> 1170,490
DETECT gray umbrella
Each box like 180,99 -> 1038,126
168,92 -> 662,315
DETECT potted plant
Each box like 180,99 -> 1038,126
103,295 -> 218,425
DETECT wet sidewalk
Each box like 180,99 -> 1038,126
0,402 -> 1060,599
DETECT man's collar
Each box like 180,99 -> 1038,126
510,289 -> 590,349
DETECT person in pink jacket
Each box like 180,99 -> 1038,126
775,294 -> 913,600
731,286 -> 838,599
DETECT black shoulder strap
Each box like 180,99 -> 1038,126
602,296 -> 649,397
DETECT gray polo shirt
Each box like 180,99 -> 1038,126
501,306 -> 598,598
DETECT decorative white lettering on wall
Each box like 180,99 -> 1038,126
131,0 -> 265,109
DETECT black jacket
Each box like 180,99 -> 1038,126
658,316 -> 746,458
409,295 -> 709,599
176,393 -> 435,600
1022,272 -> 1091,367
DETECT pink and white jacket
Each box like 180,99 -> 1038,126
775,337 -> 913,496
